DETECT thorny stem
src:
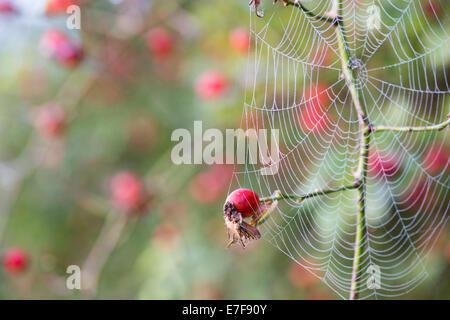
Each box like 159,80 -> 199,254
259,182 -> 360,203
333,0 -> 370,300
373,116 -> 450,133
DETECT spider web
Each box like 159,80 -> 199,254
230,0 -> 449,299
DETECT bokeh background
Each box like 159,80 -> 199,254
0,0 -> 448,299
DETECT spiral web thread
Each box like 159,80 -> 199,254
230,0 -> 449,299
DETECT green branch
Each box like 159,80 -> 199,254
259,183 -> 359,203
373,116 -> 450,133
280,0 -> 337,24
333,0 -> 370,300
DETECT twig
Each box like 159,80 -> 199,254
373,116 -> 450,133
281,0 -> 337,24
259,182 -> 359,203
0,136 -> 43,245
82,211 -> 128,298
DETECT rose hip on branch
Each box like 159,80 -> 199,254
223,188 -> 281,248
223,188 -> 262,248
222,187 -> 281,248
225,188 -> 261,219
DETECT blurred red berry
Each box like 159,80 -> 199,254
34,103 -> 66,139
40,28 -> 83,68
298,83 -> 330,132
46,0 -> 78,15
146,27 -> 174,59
423,145 -> 449,175
189,165 -> 233,205
3,248 -> 29,274
368,149 -> 401,177
224,188 -> 261,219
0,0 -> 16,14
229,28 -> 250,54
423,0 -> 442,19
195,71 -> 228,100
111,171 -> 148,214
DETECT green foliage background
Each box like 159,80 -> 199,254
0,0 -> 448,299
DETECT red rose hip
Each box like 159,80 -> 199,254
3,248 -> 29,274
110,171 -> 148,214
40,28 -> 83,68
195,71 -> 228,100
223,188 -> 262,248
224,188 -> 260,218
146,27 -> 174,58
